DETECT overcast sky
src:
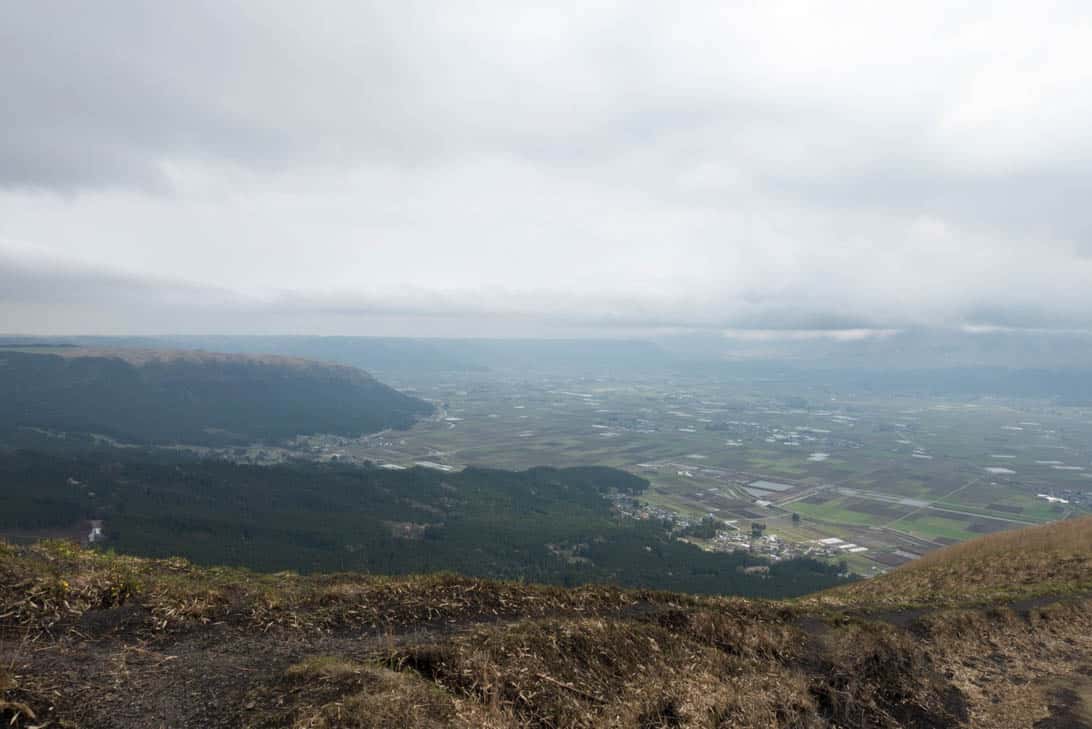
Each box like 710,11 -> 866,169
3,1 -> 1092,337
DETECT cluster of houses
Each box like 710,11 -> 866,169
608,492 -> 682,524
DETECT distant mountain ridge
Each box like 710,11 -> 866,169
3,335 -> 674,375
16,327 -> 1092,370
8,330 -> 1092,403
0,346 -> 432,446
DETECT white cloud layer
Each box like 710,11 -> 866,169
3,1 -> 1092,335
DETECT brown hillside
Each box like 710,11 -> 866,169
808,514 -> 1092,611
2,521 -> 1091,728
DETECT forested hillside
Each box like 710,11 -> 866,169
0,347 -> 432,446
0,449 -> 846,598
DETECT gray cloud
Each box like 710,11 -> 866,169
6,248 -> 1092,337
3,2 -> 1092,336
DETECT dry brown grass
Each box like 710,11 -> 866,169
377,606 -> 977,728
4,523 -> 1092,728
248,657 -> 462,729
807,514 -> 1092,610
391,615 -> 858,729
0,541 -> 142,639
806,622 -> 967,727
911,596 -> 1092,727
283,656 -> 364,682
1,540 -> 713,640
0,701 -> 37,727
911,512 -> 1092,568
397,617 -> 713,726
0,666 -> 38,728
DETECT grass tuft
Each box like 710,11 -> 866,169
248,659 -> 459,729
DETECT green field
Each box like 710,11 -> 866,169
786,497 -> 897,526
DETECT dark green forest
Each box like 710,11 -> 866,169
0,448 -> 849,598
0,348 -> 432,446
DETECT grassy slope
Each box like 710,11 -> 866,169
1,517 -> 1091,728
808,514 -> 1092,611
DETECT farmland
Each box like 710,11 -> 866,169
291,366 -> 1092,575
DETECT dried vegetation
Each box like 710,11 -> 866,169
2,517 -> 1092,728
807,514 -> 1092,611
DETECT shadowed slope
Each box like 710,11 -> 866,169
0,347 -> 432,446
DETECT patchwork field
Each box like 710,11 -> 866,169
288,368 -> 1092,574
